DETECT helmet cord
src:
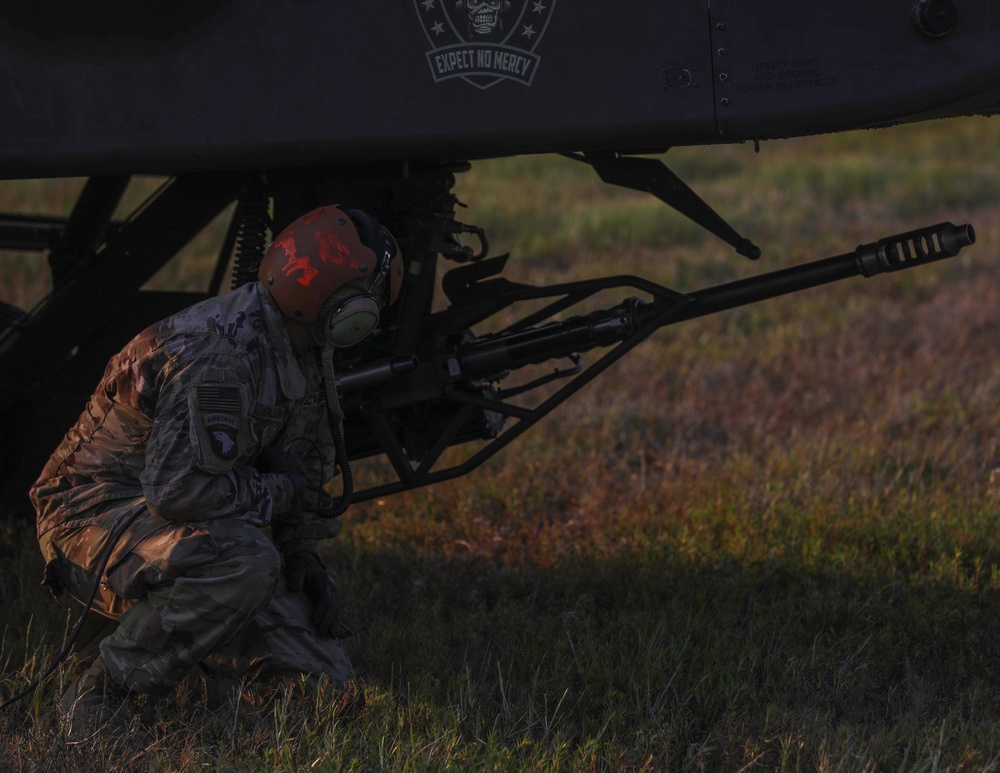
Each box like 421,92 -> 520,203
318,348 -> 353,518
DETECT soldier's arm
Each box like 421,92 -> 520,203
139,354 -> 292,524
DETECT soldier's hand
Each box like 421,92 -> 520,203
284,551 -> 347,638
256,446 -> 307,510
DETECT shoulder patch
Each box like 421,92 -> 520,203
197,384 -> 240,412
199,385 -> 241,460
190,381 -> 246,470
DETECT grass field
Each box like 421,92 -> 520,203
3,116 -> 1000,771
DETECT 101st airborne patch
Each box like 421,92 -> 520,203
196,383 -> 242,464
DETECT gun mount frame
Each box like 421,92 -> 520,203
0,155 -> 977,514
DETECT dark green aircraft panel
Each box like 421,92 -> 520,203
712,0 -> 1000,138
0,2 -> 715,176
2,1 -> 996,178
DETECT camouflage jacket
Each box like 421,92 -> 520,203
30,281 -> 340,556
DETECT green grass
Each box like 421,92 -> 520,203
4,116 -> 1000,770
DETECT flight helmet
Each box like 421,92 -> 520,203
258,205 -> 402,347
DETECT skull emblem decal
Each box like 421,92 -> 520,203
459,0 -> 511,36
416,0 -> 556,89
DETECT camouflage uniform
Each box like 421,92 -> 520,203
31,281 -> 350,695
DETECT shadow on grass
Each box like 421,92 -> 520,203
339,541 -> 1000,770
4,520 -> 1000,771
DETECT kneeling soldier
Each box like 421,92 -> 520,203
31,206 -> 402,740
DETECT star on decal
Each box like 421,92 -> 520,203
422,0 -> 435,10
431,20 -> 444,35
521,24 -> 537,39
532,1 -> 547,13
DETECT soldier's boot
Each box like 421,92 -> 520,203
58,655 -> 132,744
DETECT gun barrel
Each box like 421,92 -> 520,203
454,221 -> 975,380
457,304 -> 635,377
656,221 -> 974,325
336,355 -> 419,393
856,222 -> 974,276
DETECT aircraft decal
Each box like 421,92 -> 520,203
415,0 -> 556,89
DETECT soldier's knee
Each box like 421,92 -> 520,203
207,527 -> 281,607
202,519 -> 279,564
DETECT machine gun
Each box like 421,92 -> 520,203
0,148 -> 978,516
329,220 -> 975,502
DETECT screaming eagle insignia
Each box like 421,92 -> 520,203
196,384 -> 242,464
415,0 -> 555,89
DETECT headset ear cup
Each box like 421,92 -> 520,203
327,293 -> 381,347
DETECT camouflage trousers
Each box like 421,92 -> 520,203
38,499 -> 352,695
